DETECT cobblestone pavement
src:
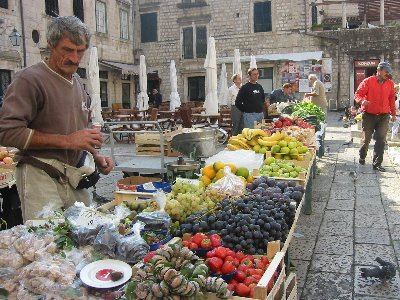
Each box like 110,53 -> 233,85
94,112 -> 400,299
294,112 -> 400,300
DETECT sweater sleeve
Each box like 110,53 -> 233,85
354,78 -> 369,104
0,75 -> 40,150
235,86 -> 245,112
389,84 -> 396,116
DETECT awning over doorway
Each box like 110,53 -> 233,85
217,51 -> 323,64
99,60 -> 158,75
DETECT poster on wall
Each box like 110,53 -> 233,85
299,79 -> 311,93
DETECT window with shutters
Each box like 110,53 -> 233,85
96,0 -> 107,33
100,81 -> 108,107
188,76 -> 205,101
73,0 -> 84,22
140,12 -> 157,43
45,0 -> 59,17
0,0 -> 8,9
120,9 -> 129,40
182,25 -> 207,59
254,1 -> 272,33
311,6 -> 318,26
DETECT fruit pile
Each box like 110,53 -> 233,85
260,157 -> 306,178
0,148 -> 14,165
182,233 -> 222,250
263,117 -> 314,130
227,128 -> 270,153
176,177 -> 303,254
201,161 -> 252,187
165,181 -> 227,222
126,242 -> 232,299
264,132 -> 309,161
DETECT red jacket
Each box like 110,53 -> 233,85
354,75 -> 395,116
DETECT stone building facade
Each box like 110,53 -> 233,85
0,0 -> 138,108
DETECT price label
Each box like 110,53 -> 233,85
142,182 -> 156,190
74,208 -> 106,228
175,177 -> 200,186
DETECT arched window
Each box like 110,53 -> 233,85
311,5 -> 318,25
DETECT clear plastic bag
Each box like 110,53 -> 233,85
134,190 -> 171,231
208,166 -> 245,197
93,223 -> 119,257
116,223 -> 149,264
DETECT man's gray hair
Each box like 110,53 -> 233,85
46,16 -> 90,48
308,74 -> 318,81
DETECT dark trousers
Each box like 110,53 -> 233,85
359,112 -> 389,167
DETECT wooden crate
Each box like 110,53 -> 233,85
285,273 -> 297,300
98,191 -> 156,212
135,131 -> 181,157
264,147 -> 315,169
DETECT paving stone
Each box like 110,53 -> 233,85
393,241 -> 400,261
356,186 -> 382,197
333,171 -> 357,183
289,237 -> 316,260
379,177 -> 400,187
356,164 -> 377,174
389,224 -> 400,240
387,212 -> 400,226
354,296 -> 400,300
354,244 -> 397,266
290,259 -> 309,289
355,173 -> 378,186
323,210 -> 354,224
319,220 -> 353,236
355,212 -> 389,229
330,184 -> 355,200
301,272 -> 353,300
294,224 -> 320,240
314,235 -> 353,256
326,199 -> 354,211
355,198 -> 384,211
335,163 -> 357,172
309,253 -> 353,274
310,201 -> 327,214
355,227 -> 390,245
313,191 -> 329,202
354,265 -> 400,298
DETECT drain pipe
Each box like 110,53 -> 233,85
19,0 -> 26,67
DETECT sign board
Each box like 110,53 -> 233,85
74,208 -> 108,228
354,60 -> 380,68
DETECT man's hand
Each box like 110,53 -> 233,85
392,115 -> 397,122
66,129 -> 103,154
94,155 -> 114,175
362,100 -> 369,106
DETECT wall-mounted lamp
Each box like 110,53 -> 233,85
319,9 -> 325,16
9,28 -> 22,46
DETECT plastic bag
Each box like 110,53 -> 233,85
93,223 -> 119,257
116,222 -> 149,264
208,166 -> 245,197
64,204 -> 112,246
134,190 -> 171,231
205,150 -> 264,172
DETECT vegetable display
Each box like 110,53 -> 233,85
291,102 -> 326,123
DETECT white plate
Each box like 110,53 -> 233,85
80,259 -> 132,289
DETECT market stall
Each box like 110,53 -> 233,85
0,108 -> 324,299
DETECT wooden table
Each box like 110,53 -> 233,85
191,113 -> 220,125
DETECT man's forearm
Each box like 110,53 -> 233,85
28,131 -> 71,150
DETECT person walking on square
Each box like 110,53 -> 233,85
235,68 -> 265,129
228,73 -> 243,135
354,62 -> 396,172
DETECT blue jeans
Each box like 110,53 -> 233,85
243,112 -> 264,129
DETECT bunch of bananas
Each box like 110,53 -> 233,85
227,128 -> 270,151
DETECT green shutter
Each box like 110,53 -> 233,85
254,1 -> 272,32
183,27 -> 194,59
141,13 -> 158,43
196,26 -> 207,58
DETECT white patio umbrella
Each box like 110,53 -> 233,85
87,46 -> 104,125
250,55 -> 257,69
233,48 -> 242,81
203,37 -> 219,115
218,63 -> 229,106
169,60 -> 181,111
137,55 -> 149,111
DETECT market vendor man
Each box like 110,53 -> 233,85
0,16 -> 114,221
269,83 -> 294,104
304,74 -> 328,114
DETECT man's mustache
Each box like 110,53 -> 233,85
64,60 -> 79,66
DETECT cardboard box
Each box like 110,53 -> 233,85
117,176 -> 161,191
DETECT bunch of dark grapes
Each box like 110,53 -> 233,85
176,177 -> 303,255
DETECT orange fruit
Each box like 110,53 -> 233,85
202,165 -> 216,179
213,161 -> 225,172
247,175 -> 254,183
201,175 -> 212,186
215,169 -> 225,180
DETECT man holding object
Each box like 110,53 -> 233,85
354,61 -> 396,172
0,16 -> 114,220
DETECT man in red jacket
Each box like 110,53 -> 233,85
354,62 -> 396,172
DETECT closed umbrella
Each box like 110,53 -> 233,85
203,37 -> 218,115
88,46 -> 104,125
218,63 -> 229,106
233,49 -> 242,81
250,55 -> 257,69
137,55 -> 149,111
169,60 -> 181,111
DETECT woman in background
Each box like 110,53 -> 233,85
228,74 -> 243,135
